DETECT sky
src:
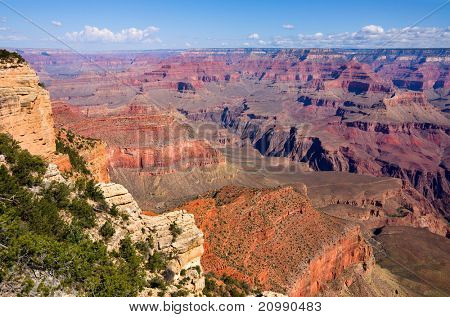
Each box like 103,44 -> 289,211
0,0 -> 449,50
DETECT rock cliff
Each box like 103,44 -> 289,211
96,182 -> 205,290
0,55 -> 55,158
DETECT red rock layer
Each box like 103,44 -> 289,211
52,101 -> 224,174
181,185 -> 373,296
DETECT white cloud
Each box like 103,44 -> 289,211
361,24 -> 384,34
0,27 -> 7,31
291,25 -> 450,48
258,39 -> 267,45
242,42 -> 250,46
0,34 -> 27,41
248,33 -> 259,39
65,25 -> 160,43
51,20 -> 62,27
185,42 -> 192,47
282,24 -> 295,29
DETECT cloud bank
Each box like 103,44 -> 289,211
251,25 -> 450,48
247,33 -> 260,40
65,25 -> 160,43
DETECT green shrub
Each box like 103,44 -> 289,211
99,221 -> 115,240
0,49 -> 25,63
169,222 -> 182,242
203,274 -> 217,296
171,289 -> 189,297
119,237 -> 137,263
63,224 -> 85,243
25,197 -> 66,238
43,182 -> 71,208
68,198 -> 96,228
147,252 -> 168,273
0,134 -> 147,296
108,204 -> 119,217
19,278 -> 34,296
0,133 -> 46,187
149,276 -> 166,290
84,179 -> 104,202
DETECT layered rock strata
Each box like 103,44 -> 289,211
97,183 -> 205,284
0,58 -> 55,158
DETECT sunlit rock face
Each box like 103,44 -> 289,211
0,59 -> 56,158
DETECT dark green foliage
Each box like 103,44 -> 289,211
108,204 -> 119,216
119,236 -> 136,262
63,224 -> 85,244
0,133 -> 46,187
202,273 -> 251,297
43,182 -> 71,208
135,236 -> 154,259
149,276 -> 166,290
11,151 -> 46,187
180,269 -> 186,276
120,212 -> 129,221
0,133 -> 147,296
171,289 -> 189,297
147,251 -> 168,273
0,49 -> 25,63
203,273 -> 218,297
68,198 -> 96,228
84,179 -> 104,202
38,82 -> 46,89
169,222 -> 182,242
0,133 -> 21,163
99,221 -> 115,240
25,197 -> 66,238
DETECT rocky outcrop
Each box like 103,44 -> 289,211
143,210 -> 205,280
96,182 -> 205,286
0,58 -> 56,158
42,163 -> 68,186
98,182 -> 141,214
181,185 -> 373,296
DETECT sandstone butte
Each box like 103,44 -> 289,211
181,185 -> 373,296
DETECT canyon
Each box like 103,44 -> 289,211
21,48 -> 449,221
1,48 -> 449,296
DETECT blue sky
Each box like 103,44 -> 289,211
0,0 -> 449,50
